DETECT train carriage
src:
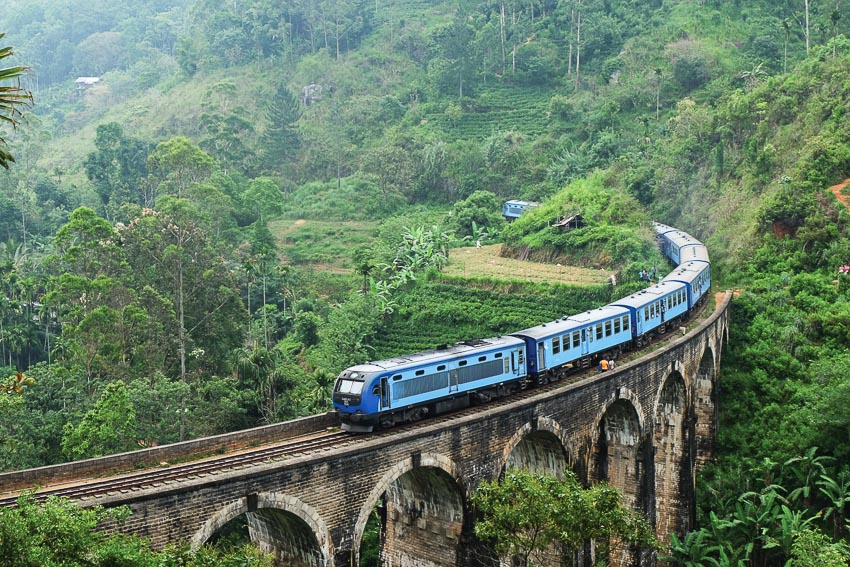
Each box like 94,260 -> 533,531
656,228 -> 710,265
661,260 -> 711,310
333,336 -> 527,432
512,305 -> 631,379
611,281 -> 689,343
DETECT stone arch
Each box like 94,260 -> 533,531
190,494 -> 331,567
593,393 -> 646,567
652,370 -> 689,544
352,453 -> 464,566
190,498 -> 248,549
499,417 -> 572,477
694,346 -> 717,466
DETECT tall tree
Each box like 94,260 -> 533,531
83,123 -> 151,213
146,137 -> 216,200
262,82 -> 302,172
119,200 -> 244,383
0,33 -> 32,170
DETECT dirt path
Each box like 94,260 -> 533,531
829,178 -> 850,212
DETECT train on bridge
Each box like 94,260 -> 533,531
333,222 -> 710,432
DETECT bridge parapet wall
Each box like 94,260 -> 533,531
0,412 -> 339,493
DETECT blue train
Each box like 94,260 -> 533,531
502,200 -> 540,221
333,222 -> 710,432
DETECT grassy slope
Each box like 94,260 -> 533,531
443,244 -> 614,286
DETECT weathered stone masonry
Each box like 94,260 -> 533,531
10,293 -> 730,567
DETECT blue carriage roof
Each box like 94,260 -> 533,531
610,281 -> 686,309
347,335 -> 526,373
652,222 -> 677,236
511,305 -> 629,340
661,261 -> 710,285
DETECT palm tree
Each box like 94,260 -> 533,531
818,470 -> 850,539
784,447 -> 834,509
0,33 -> 33,169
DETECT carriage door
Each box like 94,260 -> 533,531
380,377 -> 390,410
537,343 -> 546,371
449,369 -> 459,393
581,329 -> 589,356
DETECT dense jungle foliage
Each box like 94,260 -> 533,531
3,0 -> 850,563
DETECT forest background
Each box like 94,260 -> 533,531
3,0 -> 850,563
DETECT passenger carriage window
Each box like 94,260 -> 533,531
573,331 -> 580,348
614,318 -> 621,333
437,365 -> 446,371
415,369 -> 425,376
503,359 -> 509,372
552,336 -> 561,354
604,321 -> 612,336
644,307 -> 649,320
587,328 -> 592,342
595,324 -> 603,340
622,315 -> 629,329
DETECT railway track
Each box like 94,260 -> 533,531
0,430 -> 356,505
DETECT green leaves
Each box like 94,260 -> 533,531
0,33 -> 32,170
472,469 -> 657,565
61,381 -> 137,460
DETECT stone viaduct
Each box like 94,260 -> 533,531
2,293 -> 730,567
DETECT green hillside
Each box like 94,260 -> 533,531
5,0 -> 850,563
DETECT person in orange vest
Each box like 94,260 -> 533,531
598,359 -> 609,371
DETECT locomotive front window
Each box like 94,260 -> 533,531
337,379 -> 364,395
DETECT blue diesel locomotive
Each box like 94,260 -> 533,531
333,222 -> 710,432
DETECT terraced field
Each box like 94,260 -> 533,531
444,244 -> 614,286
269,219 -> 377,271
424,85 -> 553,141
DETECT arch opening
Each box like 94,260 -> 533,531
357,465 -> 466,567
597,399 -> 644,567
653,371 -> 689,544
193,495 -> 329,567
505,430 -> 570,477
695,346 -> 717,465
248,508 -> 325,567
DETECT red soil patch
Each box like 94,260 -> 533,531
829,178 -> 850,212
